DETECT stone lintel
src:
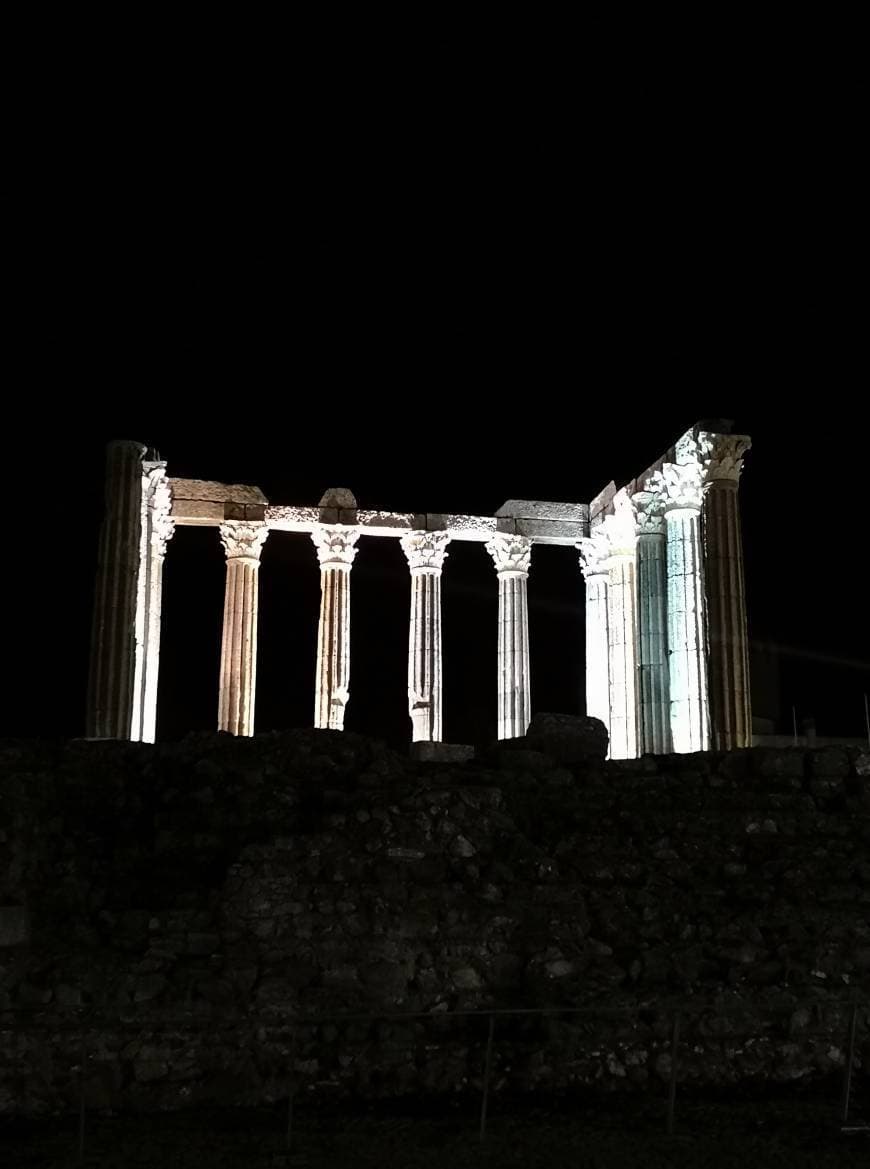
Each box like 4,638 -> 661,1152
511,518 -> 589,544
494,499 -> 589,522
169,479 -> 269,527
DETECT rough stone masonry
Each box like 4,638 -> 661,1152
1,719 -> 868,1114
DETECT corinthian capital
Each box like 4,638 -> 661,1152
400,530 -> 450,573
486,532 -> 532,576
577,528 -> 610,578
600,488 -> 637,557
311,524 -> 360,568
219,521 -> 268,562
699,432 -> 751,484
633,473 -> 667,535
659,461 -> 704,512
145,464 -> 175,557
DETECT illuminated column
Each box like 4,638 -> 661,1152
400,531 -> 450,742
486,533 -> 532,740
578,528 -> 611,742
702,433 -> 752,749
601,490 -> 639,759
661,454 -> 710,753
130,463 -> 175,743
88,440 -> 175,740
218,521 -> 268,736
312,525 -> 360,730
634,481 -> 671,754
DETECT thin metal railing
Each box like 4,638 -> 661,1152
1,994 -> 865,1162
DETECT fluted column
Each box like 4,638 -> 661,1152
87,441 -> 149,739
634,482 -> 671,754
601,490 -> 639,759
661,452 -> 710,753
578,528 -> 611,743
130,463 -> 175,743
312,525 -> 360,730
400,531 -> 450,742
218,521 -> 268,736
487,533 -> 532,740
702,433 -> 752,749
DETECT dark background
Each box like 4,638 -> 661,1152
5,71 -> 867,746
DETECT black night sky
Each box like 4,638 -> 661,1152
7,73 -> 867,747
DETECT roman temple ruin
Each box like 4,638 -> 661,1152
86,421 -> 751,757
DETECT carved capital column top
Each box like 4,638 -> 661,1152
144,463 -> 175,557
633,476 -> 667,536
311,524 -> 360,569
577,527 -> 610,579
698,432 -> 752,488
486,532 -> 532,577
219,520 -> 269,564
659,460 -> 704,514
400,530 -> 450,574
600,488 -> 637,559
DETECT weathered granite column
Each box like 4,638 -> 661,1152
702,432 -> 752,749
218,521 -> 268,737
578,528 -> 611,742
130,463 -> 175,743
634,480 -> 671,754
601,490 -> 639,759
87,440 -> 149,739
661,453 -> 710,753
400,530 -> 450,742
312,525 -> 360,730
487,533 -> 532,740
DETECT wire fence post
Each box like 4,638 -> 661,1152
666,1012 -> 680,1136
77,1028 -> 87,1164
286,1027 -> 297,1153
479,1014 -> 495,1143
840,993 -> 859,1126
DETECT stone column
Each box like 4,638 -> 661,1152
634,482 -> 671,754
486,533 -> 532,740
661,455 -> 710,753
311,525 -> 360,730
130,463 -> 175,743
702,433 -> 752,749
578,528 -> 611,742
601,490 -> 639,760
87,441 -> 149,738
400,531 -> 450,742
218,521 -> 268,737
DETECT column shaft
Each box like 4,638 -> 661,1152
408,570 -> 443,741
312,525 -> 359,730
314,565 -> 352,729
87,441 -> 147,738
219,560 -> 260,735
218,522 -> 267,737
666,508 -> 710,752
637,532 -> 671,753
497,574 -> 531,739
705,482 -> 751,749
607,555 -> 638,759
130,464 -> 174,743
584,572 -> 610,732
487,534 -> 532,741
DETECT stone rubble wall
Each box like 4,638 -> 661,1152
0,728 -> 868,1114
